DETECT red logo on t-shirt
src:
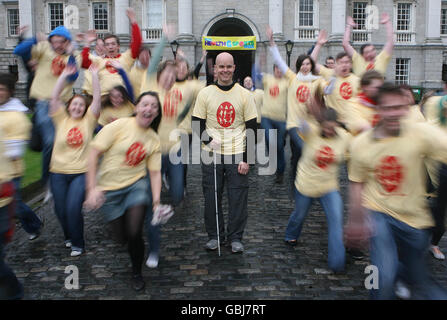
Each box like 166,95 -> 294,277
269,85 -> 279,97
371,114 -> 381,127
105,60 -> 118,74
366,62 -> 375,71
375,156 -> 404,193
340,82 -> 353,100
125,142 -> 146,167
296,85 -> 310,103
163,89 -> 183,118
315,146 -> 335,169
216,102 -> 235,128
51,56 -> 66,76
66,127 -> 83,148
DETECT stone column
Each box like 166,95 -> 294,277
178,0 -> 194,40
114,0 -> 130,36
425,0 -> 442,43
269,0 -> 284,40
331,0 -> 346,41
19,0 -> 34,37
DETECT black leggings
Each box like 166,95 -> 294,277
432,164 -> 447,246
109,205 -> 146,275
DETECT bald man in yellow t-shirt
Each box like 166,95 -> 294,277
192,52 -> 257,254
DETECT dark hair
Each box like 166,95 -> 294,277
135,91 -> 162,133
295,54 -> 315,74
66,94 -> 89,118
360,70 -> 384,87
157,60 -> 176,82
176,57 -> 190,71
322,107 -> 338,122
325,56 -> 335,63
335,52 -> 349,61
103,85 -> 133,108
376,82 -> 406,104
0,73 -> 16,95
360,44 -> 374,55
103,34 -> 120,46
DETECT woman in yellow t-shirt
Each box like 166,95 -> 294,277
49,64 -> 101,257
84,91 -> 171,292
284,107 -> 351,273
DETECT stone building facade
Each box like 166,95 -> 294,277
1,0 -> 446,100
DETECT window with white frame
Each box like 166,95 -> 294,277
48,3 -> 64,31
7,8 -> 20,37
144,0 -> 163,41
441,5 -> 447,35
352,2 -> 370,42
92,2 -> 109,32
295,0 -> 318,41
395,58 -> 410,84
394,2 -> 414,43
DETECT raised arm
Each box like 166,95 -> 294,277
310,30 -> 328,74
50,63 -> 78,115
266,25 -> 289,75
342,16 -> 357,58
193,50 -> 207,79
147,24 -> 175,76
381,13 -> 394,56
110,60 -> 134,103
89,63 -> 101,118
126,8 -> 142,59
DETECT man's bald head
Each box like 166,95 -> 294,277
215,52 -> 236,86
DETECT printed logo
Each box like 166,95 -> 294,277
105,60 -> 118,74
371,114 -> 381,127
216,101 -> 235,128
366,62 -> 375,71
163,89 -> 183,118
340,82 -> 353,100
296,85 -> 310,103
375,156 -> 404,193
125,142 -> 146,167
315,146 -> 335,169
269,85 -> 279,97
66,127 -> 83,148
51,56 -> 66,76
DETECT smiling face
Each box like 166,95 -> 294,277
215,52 -> 235,86
243,76 -> 253,90
300,58 -> 312,75
68,96 -> 87,120
135,94 -> 160,128
110,88 -> 124,107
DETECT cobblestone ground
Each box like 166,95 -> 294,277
5,141 -> 447,300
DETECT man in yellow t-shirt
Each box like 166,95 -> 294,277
0,74 -> 43,241
345,83 -> 447,300
243,76 -> 264,146
192,52 -> 257,254
342,14 -> 394,77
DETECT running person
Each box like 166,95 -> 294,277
49,63 -> 101,256
192,52 -> 258,254
84,91 -> 165,291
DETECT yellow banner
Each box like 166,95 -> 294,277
202,36 -> 257,50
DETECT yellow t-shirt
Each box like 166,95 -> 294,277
296,126 -> 351,197
0,130 -> 13,208
352,50 -> 391,76
284,69 -> 322,130
82,50 -> 135,96
129,65 -> 147,100
98,101 -> 135,126
348,122 -> 447,229
30,41 -> 81,102
0,111 -> 31,178
261,74 -> 288,121
192,83 -> 258,155
424,96 -> 446,131
50,108 -> 98,174
90,117 -> 161,191
251,89 -> 264,124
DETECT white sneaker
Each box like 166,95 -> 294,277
65,240 -> 72,248
395,281 -> 411,299
146,253 -> 159,268
70,250 -> 83,257
430,245 -> 445,260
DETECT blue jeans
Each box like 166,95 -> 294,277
12,177 -> 42,234
145,175 -> 160,257
369,210 -> 447,300
50,173 -> 86,251
162,149 -> 184,206
0,205 -> 23,300
288,128 -> 303,184
261,117 -> 286,174
285,188 -> 345,272
35,100 -> 55,185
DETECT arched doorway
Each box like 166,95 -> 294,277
205,17 -> 256,86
